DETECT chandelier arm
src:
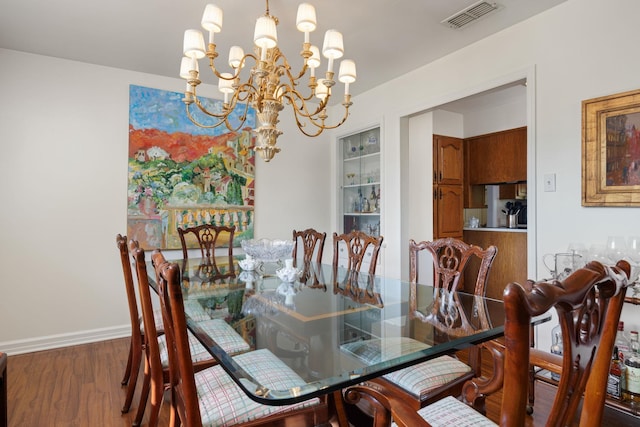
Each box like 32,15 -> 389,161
223,113 -> 250,133
229,83 -> 256,104
191,81 -> 254,119
185,104 -> 227,129
275,50 -> 310,83
280,88 -> 327,119
286,96 -> 352,135
276,69 -> 316,102
191,95 -> 231,119
208,53 -> 259,81
185,100 -> 250,134
275,83 -> 315,109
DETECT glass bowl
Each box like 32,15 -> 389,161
240,239 -> 294,263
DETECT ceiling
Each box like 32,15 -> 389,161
0,0 -> 565,97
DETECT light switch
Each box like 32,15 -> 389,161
544,173 -> 556,192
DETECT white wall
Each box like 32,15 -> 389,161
2,0 -> 639,353
459,85 -> 528,137
328,0 -> 640,348
0,49 -> 331,353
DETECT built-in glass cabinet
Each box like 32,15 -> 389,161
339,127 -> 381,237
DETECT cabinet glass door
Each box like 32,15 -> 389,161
340,127 -> 381,237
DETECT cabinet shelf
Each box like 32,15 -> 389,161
344,152 -> 380,162
343,181 -> 381,189
344,212 -> 380,216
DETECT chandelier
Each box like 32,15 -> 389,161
180,1 -> 357,162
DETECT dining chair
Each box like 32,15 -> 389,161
333,230 -> 383,275
151,251 -> 331,427
117,234 -> 225,415
331,230 -> 383,425
292,228 -> 326,266
177,224 -> 235,261
332,230 -> 384,303
362,238 -> 497,415
0,351 -> 6,427
343,259 -> 630,427
128,241 -> 250,427
116,234 -> 164,414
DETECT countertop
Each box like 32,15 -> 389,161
463,226 -> 527,233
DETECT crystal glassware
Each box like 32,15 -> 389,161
606,236 -> 628,263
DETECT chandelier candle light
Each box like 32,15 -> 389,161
180,1 -> 356,161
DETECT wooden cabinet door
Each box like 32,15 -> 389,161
502,127 -> 527,182
467,127 -> 527,185
434,185 -> 464,238
434,135 -> 463,185
467,135 -> 492,185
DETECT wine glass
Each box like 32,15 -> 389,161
567,242 -> 587,269
606,236 -> 627,263
627,236 -> 640,262
626,236 -> 640,284
588,244 -> 611,264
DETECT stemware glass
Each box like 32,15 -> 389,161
587,244 -> 611,264
567,242 -> 588,269
626,236 -> 640,284
627,236 -> 640,262
606,236 -> 627,263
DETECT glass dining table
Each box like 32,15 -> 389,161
146,255 -> 547,408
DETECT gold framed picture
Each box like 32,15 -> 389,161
582,88 -> 640,206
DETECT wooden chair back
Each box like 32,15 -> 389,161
0,352 -> 6,427
152,251 -> 202,426
177,224 -> 235,260
292,228 -> 326,266
332,231 -> 384,306
116,235 -> 141,343
344,260 -> 630,427
128,241 -> 165,427
115,234 -> 145,413
409,238 -> 497,294
332,230 -> 383,276
501,260 -> 629,426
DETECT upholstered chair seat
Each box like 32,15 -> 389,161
394,396 -> 496,427
340,336 -> 473,402
158,318 -> 250,368
194,349 -> 321,426
383,357 -> 473,401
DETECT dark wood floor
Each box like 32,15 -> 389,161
5,338 -> 639,426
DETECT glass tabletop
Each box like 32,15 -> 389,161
146,257 -> 539,405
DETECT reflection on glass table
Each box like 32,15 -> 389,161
146,258 -> 547,406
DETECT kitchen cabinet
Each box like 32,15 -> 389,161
466,127 -> 527,185
462,229 -> 527,300
433,135 -> 463,239
499,183 -> 527,199
433,135 -> 463,185
339,127 -> 381,237
435,185 -> 464,238
464,138 -> 486,208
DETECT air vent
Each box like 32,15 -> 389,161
441,1 -> 499,29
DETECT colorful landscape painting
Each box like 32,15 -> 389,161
127,85 -> 256,249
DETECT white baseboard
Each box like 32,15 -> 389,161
0,325 -> 130,356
